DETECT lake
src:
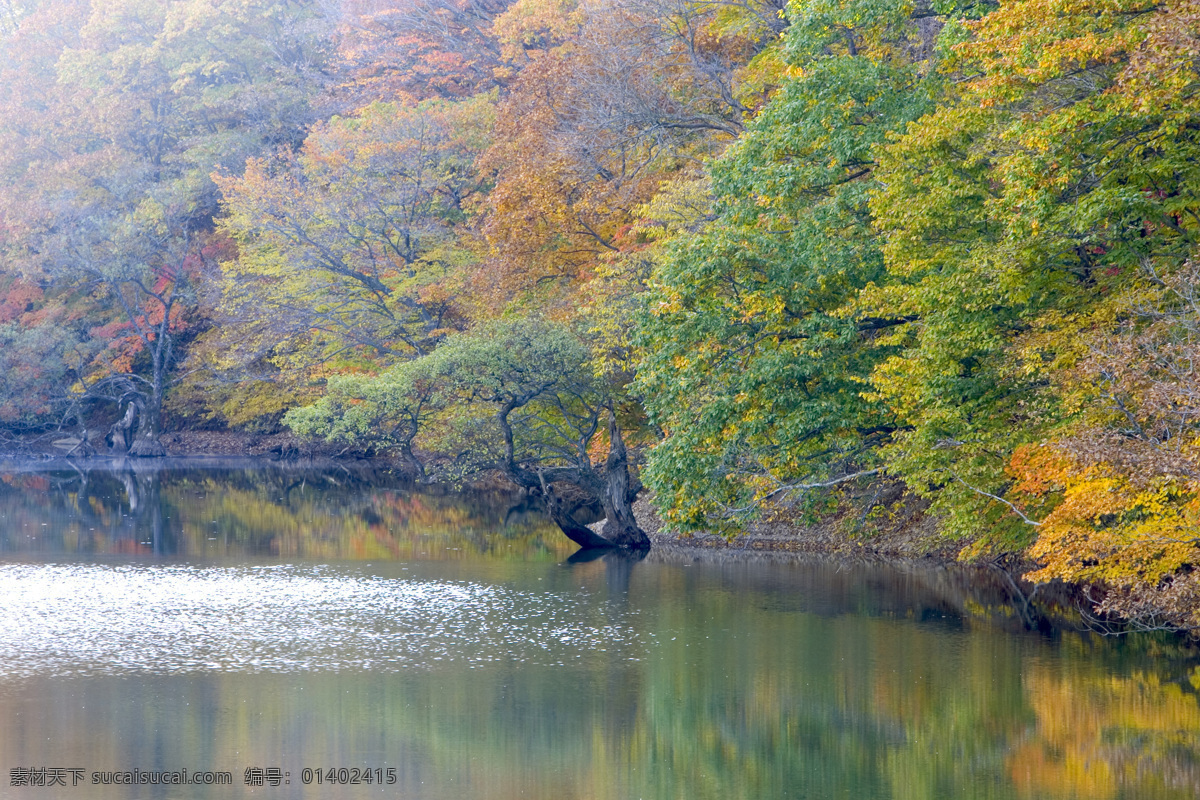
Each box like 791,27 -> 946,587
0,462 -> 1197,799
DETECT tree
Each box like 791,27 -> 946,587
633,0 -> 942,533
477,0 -> 780,306
1,167 -> 209,454
334,0 -> 511,106
1006,261 -> 1200,631
210,95 -> 493,421
0,309 -> 79,435
284,359 -> 447,478
0,0 -> 334,446
867,0 -> 1200,547
288,317 -> 651,549
54,204 -> 207,456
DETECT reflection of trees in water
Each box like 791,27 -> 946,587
10,641 -> 1198,800
1,469 -> 1198,798
2,465 -> 1199,798
168,576 -> 1190,800
565,547 -> 647,602
1008,663 -> 1200,800
0,462 -> 171,555
0,463 -> 569,560
167,471 -> 571,561
0,463 -> 1163,628
644,546 -> 1088,636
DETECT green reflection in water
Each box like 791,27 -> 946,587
0,461 -> 572,561
0,464 -> 1197,800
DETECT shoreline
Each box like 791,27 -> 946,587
626,494 -> 979,567
0,442 -> 1157,637
0,432 -> 1002,569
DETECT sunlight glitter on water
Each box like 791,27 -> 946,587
0,563 -> 643,678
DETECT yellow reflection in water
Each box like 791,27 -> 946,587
1010,654 -> 1200,800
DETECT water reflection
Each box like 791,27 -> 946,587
565,547 -> 647,599
0,464 -> 1197,799
0,461 -> 572,561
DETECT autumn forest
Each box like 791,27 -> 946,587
0,0 -> 1198,627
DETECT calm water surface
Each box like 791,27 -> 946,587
0,462 -> 1198,799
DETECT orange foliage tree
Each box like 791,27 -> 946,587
477,0 -> 780,307
1010,264 -> 1200,631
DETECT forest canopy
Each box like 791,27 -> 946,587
1,0 -> 1199,625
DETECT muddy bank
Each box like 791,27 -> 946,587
0,429 -> 375,462
158,430 -> 339,459
630,495 -> 972,563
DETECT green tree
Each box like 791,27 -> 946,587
289,317 -> 651,549
633,0 -> 944,533
867,0 -> 1200,548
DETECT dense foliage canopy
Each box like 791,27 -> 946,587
2,0 -> 1198,623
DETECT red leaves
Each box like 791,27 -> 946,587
0,280 -> 44,324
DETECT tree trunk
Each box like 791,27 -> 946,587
127,376 -> 166,457
398,441 -> 426,480
145,472 -> 165,554
542,481 -> 617,550
118,469 -> 139,511
107,402 -> 138,454
596,410 -> 650,550
500,405 -> 649,551
128,394 -> 166,457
